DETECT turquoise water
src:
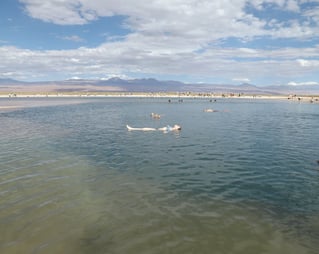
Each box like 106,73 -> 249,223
1,97 -> 319,254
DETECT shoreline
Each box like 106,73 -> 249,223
0,92 -> 318,103
0,91 -> 318,98
0,92 -> 318,114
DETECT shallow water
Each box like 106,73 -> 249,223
1,97 -> 319,253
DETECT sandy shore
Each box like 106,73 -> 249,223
0,92 -> 318,102
0,93 -> 318,113
0,106 -> 20,109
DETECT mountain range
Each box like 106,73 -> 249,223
0,77 -> 319,95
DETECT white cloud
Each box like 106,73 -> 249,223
1,43 -> 317,83
1,0 -> 317,84
2,72 -> 15,76
20,0 -> 92,25
303,6 -> 319,23
17,0 -> 319,49
60,35 -> 85,42
288,81 -> 319,86
238,48 -> 258,54
69,76 -> 81,80
100,74 -> 130,80
297,59 -> 319,67
285,0 -> 300,12
19,0 -> 317,40
232,78 -> 251,83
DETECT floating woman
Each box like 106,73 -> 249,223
127,124 -> 181,132
151,112 -> 161,119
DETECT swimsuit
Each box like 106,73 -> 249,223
166,125 -> 173,131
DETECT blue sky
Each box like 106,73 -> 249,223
0,0 -> 319,86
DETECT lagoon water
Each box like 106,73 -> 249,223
1,97 -> 319,254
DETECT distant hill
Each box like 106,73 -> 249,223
0,78 -> 318,95
93,78 -> 186,92
0,78 -> 26,85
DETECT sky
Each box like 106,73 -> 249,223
0,0 -> 319,86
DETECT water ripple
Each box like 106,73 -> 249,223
1,98 -> 319,253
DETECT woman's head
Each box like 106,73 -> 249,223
173,124 -> 181,130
